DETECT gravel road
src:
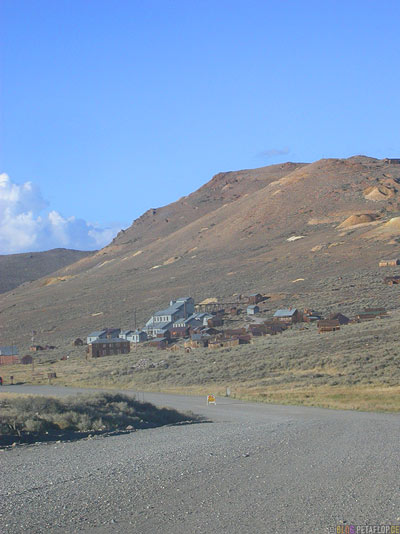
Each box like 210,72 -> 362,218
1,385 -> 399,534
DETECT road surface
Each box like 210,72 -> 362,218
1,385 -> 399,534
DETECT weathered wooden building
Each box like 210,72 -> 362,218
207,316 -> 224,327
184,334 -> 210,349
170,327 -> 190,339
87,339 -> 130,358
148,337 -> 168,349
247,293 -> 263,305
273,308 -> 301,324
0,355 -> 19,365
318,319 -> 340,333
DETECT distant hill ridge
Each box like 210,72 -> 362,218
0,248 -> 95,294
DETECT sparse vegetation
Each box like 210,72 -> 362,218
1,309 -> 400,412
0,392 -> 193,445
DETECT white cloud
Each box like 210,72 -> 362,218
0,173 -> 122,254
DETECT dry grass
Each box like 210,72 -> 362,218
1,310 -> 400,412
0,392 -> 193,445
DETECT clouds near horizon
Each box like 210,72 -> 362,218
0,174 -> 122,254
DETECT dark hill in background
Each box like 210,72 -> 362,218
1,156 -> 400,347
0,248 -> 95,294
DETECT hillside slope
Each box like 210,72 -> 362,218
0,248 -> 95,294
1,156 -> 400,347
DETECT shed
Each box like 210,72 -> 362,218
248,293 -> 263,304
20,355 -> 34,365
318,319 -> 340,333
247,305 -> 260,315
148,337 -> 168,349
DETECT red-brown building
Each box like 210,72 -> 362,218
0,346 -> 19,365
247,293 -> 264,305
0,355 -> 19,365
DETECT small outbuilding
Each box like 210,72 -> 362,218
247,293 -> 263,305
247,305 -> 260,315
148,337 -> 168,349
30,345 -> 44,352
20,355 -> 34,365
318,319 -> 341,333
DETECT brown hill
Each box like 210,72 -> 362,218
1,155 -> 400,347
0,248 -> 95,294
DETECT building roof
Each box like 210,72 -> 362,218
120,330 -> 134,336
249,293 -> 262,297
154,302 -> 184,316
247,305 -> 259,310
147,321 -> 173,331
87,330 -> 107,338
91,338 -> 129,345
273,308 -> 297,317
0,345 -> 19,356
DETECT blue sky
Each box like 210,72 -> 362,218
1,0 -> 400,253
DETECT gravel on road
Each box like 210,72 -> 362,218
1,385 -> 399,534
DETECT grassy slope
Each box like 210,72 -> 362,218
2,310 -> 400,412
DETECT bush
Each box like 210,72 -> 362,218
0,393 -> 192,442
